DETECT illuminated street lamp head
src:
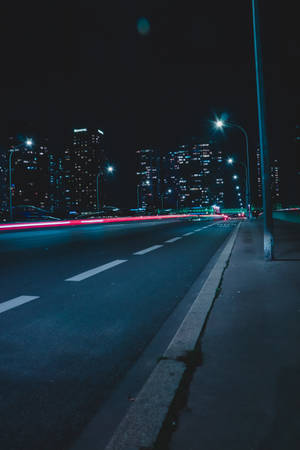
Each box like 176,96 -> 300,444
236,186 -> 240,190
167,189 -> 172,194
227,157 -> 234,164
233,174 -> 238,180
215,120 -> 224,129
107,166 -> 114,173
145,180 -> 150,185
25,138 -> 33,147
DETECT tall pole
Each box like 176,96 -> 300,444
96,172 -> 101,212
137,185 -> 140,209
9,150 -> 13,222
252,0 -> 273,260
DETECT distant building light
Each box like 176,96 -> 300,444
98,129 -> 104,135
74,128 -> 87,133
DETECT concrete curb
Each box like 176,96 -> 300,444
105,222 -> 241,450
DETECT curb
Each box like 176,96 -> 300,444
105,222 -> 241,450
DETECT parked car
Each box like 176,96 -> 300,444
0,210 -> 9,223
12,205 -> 61,222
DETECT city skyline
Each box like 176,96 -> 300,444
0,126 -> 283,216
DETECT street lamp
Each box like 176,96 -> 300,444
227,155 -> 249,215
215,119 -> 252,218
137,179 -> 150,209
9,138 -> 33,222
161,188 -> 172,210
96,165 -> 114,212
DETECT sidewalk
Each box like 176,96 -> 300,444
169,218 -> 300,450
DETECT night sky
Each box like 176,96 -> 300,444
0,1 -> 299,207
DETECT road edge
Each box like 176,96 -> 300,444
105,222 -> 241,450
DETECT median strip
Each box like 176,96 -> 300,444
0,295 -> 40,314
133,245 -> 163,256
65,260 -> 127,282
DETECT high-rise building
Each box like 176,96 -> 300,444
8,136 -> 52,210
270,159 -> 280,204
168,140 -> 224,208
0,151 -> 8,211
63,128 -> 105,212
49,154 -> 64,213
136,148 -> 160,209
256,147 -> 280,206
256,147 -> 263,204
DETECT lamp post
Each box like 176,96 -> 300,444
216,120 -> 252,218
227,157 -> 247,213
252,0 -> 273,260
96,165 -> 114,212
161,188 -> 172,210
137,180 -> 150,209
8,138 -> 33,222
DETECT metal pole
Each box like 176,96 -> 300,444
239,127 -> 252,218
137,185 -> 140,209
252,0 -> 273,260
9,151 -> 13,222
96,172 -> 100,211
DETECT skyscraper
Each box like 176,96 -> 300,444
63,128 -> 105,212
256,147 -> 280,206
8,136 -> 52,210
136,148 -> 160,209
49,154 -> 64,213
0,151 -> 8,212
270,159 -> 280,204
168,140 -> 224,208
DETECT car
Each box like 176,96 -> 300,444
12,205 -> 61,222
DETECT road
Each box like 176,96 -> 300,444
0,218 -> 236,450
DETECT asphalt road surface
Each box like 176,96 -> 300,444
0,218 -> 236,450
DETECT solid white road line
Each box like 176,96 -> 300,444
165,237 -> 182,243
66,259 -> 127,282
0,296 -> 40,314
183,232 -> 194,236
133,245 -> 163,256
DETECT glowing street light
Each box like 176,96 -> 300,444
25,138 -> 33,147
227,157 -> 234,165
216,120 -> 224,128
233,174 -> 238,180
96,165 -> 114,212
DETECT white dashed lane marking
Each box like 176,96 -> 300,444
65,259 -> 127,281
0,296 -> 40,314
165,237 -> 182,243
133,245 -> 163,255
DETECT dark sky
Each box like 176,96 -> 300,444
0,1 -> 299,207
